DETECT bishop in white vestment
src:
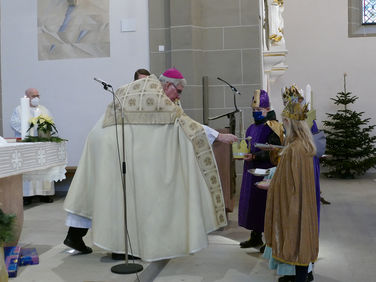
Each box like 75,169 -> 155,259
64,75 -> 227,261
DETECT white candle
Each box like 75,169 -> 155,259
239,110 -> 244,138
305,84 -> 312,110
20,97 -> 30,139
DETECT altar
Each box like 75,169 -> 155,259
0,142 -> 67,244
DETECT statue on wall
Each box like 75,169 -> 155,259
261,0 -> 288,93
263,0 -> 286,51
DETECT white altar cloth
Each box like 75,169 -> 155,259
0,142 -> 67,180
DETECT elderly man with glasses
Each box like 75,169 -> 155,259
159,68 -> 238,145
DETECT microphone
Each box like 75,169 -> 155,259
217,77 -> 241,95
94,77 -> 112,88
217,77 -> 225,83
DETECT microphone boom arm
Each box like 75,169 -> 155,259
217,77 -> 240,111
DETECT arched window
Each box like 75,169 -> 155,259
363,0 -> 376,24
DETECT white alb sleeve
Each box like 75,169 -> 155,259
202,125 -> 219,145
10,107 -> 22,136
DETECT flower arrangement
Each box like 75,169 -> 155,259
28,114 -> 58,137
24,114 -> 66,142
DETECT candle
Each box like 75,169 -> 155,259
305,84 -> 312,110
20,97 -> 30,139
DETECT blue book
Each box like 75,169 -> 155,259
19,248 -> 39,266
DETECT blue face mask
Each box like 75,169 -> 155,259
253,111 -> 264,121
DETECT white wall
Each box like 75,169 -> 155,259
269,0 -> 376,132
1,0 -> 150,165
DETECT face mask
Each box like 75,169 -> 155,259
30,97 -> 40,107
253,111 -> 264,121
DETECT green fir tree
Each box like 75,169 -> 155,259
322,73 -> 376,178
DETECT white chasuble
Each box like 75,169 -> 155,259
64,75 -> 226,261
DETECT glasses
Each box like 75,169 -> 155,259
170,83 -> 182,94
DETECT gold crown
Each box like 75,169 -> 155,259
282,85 -> 304,106
232,140 -> 251,159
282,101 -> 309,121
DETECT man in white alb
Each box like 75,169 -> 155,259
10,88 -> 55,205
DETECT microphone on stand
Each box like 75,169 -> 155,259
92,76 -> 143,275
94,77 -> 112,88
217,77 -> 241,95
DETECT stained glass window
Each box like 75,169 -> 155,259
363,0 -> 376,24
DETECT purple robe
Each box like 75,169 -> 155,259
238,123 -> 274,232
311,120 -> 321,227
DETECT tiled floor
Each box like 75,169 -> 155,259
10,174 -> 376,282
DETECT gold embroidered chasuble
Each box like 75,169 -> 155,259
64,75 -> 227,261
264,140 -> 319,266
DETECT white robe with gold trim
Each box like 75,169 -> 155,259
64,75 -> 227,261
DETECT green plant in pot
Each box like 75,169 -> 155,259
28,114 -> 58,138
23,114 -> 66,142
0,208 -> 16,281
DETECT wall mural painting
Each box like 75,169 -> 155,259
38,0 -> 110,60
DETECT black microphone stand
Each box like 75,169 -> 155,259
209,77 -> 242,208
95,80 -> 143,275
209,77 -> 242,135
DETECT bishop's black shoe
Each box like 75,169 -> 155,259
64,227 -> 92,254
239,231 -> 264,248
64,237 -> 92,254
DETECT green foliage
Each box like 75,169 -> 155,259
27,114 -> 58,135
0,208 -> 16,243
22,136 -> 67,143
24,114 -> 66,142
322,87 -> 376,178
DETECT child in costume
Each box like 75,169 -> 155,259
238,89 -> 284,251
263,97 -> 319,282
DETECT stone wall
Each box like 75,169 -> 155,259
149,0 -> 262,132
149,0 -> 262,180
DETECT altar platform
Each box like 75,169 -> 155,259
0,141 -> 67,244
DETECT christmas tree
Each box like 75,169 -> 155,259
322,73 -> 376,178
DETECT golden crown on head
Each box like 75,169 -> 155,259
281,85 -> 309,120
